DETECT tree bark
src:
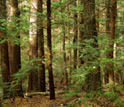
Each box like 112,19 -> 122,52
28,0 -> 38,92
73,0 -> 78,70
62,26 -> 68,85
60,0 -> 68,86
0,0 -> 11,98
105,0 -> 110,84
78,1 -> 84,67
38,0 -> 46,92
84,0 -> 101,93
47,0 -> 55,99
9,0 -> 23,97
108,0 -> 117,84
67,5 -> 72,84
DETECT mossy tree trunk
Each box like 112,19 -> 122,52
83,0 -> 101,93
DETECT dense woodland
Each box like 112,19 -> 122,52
0,0 -> 124,106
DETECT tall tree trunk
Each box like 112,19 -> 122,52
67,5 -> 72,84
73,0 -> 78,70
9,0 -> 23,97
84,0 -> 101,93
62,26 -> 68,85
105,0 -> 110,84
28,0 -> 38,92
0,0 -> 11,98
47,0 -> 55,99
108,0 -> 117,84
78,1 -> 84,67
60,0 -> 68,86
69,40 -> 72,83
38,0 -> 46,92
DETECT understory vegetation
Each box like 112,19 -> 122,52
0,0 -> 124,107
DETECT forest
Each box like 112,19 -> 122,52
0,0 -> 124,107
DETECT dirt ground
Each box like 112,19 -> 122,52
2,91 -> 124,107
2,94 -> 73,107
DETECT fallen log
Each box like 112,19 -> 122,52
24,91 -> 65,98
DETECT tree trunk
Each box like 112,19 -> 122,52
105,0 -> 110,84
84,0 -> 101,93
9,0 -> 23,97
47,0 -> 55,99
73,0 -> 78,70
0,0 -> 11,98
62,26 -> 68,86
78,1 -> 84,67
60,0 -> 68,86
28,0 -> 38,92
38,0 -> 46,92
108,0 -> 117,84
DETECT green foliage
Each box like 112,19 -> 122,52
114,98 -> 124,106
67,98 -> 83,107
104,91 -> 118,101
0,0 -> 124,107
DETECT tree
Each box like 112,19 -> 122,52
78,1 -> 84,67
62,25 -> 68,85
105,0 -> 110,84
83,0 -> 101,92
28,0 -> 38,92
38,0 -> 46,92
0,0 -> 11,98
47,0 -> 55,99
73,0 -> 78,70
60,0 -> 68,86
108,0 -> 117,84
9,0 -> 23,97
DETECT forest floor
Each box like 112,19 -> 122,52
2,89 -> 124,107
1,93 -> 102,107
2,93 -> 75,107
